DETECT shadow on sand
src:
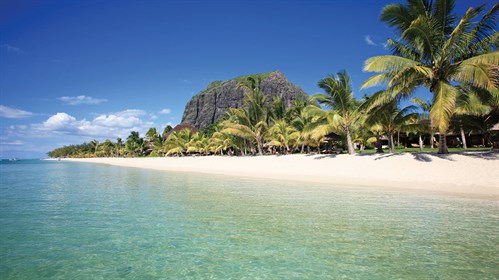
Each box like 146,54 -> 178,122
369,150 -> 498,162
308,150 -> 499,162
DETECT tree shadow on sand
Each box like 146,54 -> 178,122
371,150 -> 498,162
312,154 -> 339,160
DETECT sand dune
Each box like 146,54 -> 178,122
58,152 -> 499,197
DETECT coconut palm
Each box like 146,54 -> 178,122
411,97 -> 436,148
96,139 -> 114,157
451,86 -> 495,148
362,1 -> 498,153
210,130 -> 236,155
115,138 -> 123,157
314,70 -> 362,155
364,101 -> 419,153
222,79 -> 269,155
163,129 -> 193,156
266,120 -> 298,154
187,133 -> 211,155
125,131 -> 144,157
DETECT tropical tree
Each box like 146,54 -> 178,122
125,131 -> 144,157
451,86 -> 496,148
222,77 -> 269,155
187,133 -> 211,155
364,101 -> 419,152
116,138 -> 123,157
163,128 -> 193,156
362,0 -> 498,153
96,139 -> 114,157
210,130 -> 236,155
266,120 -> 298,154
145,127 -> 162,156
314,70 -> 362,155
89,139 -> 99,156
411,97 -> 436,148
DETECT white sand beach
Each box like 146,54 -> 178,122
58,152 -> 499,197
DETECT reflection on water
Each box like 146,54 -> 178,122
0,160 -> 498,279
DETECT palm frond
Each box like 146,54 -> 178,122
430,81 -> 457,132
363,55 -> 421,73
441,7 -> 480,58
451,60 -> 499,90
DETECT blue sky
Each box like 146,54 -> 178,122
0,0 -> 492,158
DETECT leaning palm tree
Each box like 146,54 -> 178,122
362,1 -> 498,153
314,70 -> 362,155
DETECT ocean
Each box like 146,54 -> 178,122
0,159 -> 497,279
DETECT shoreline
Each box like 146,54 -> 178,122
52,152 -> 499,198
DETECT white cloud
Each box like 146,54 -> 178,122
150,114 -> 158,120
159,108 -> 171,114
23,109 -> 153,139
42,112 -> 81,131
1,44 -> 22,54
114,109 -> 146,117
93,114 -> 142,128
0,105 -> 34,119
0,140 -> 23,145
365,35 -> 377,46
181,79 -> 191,84
58,95 -> 107,105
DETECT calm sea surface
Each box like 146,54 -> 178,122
0,160 -> 497,279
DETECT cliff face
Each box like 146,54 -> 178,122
181,70 -> 308,129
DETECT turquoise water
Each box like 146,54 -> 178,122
0,160 -> 497,279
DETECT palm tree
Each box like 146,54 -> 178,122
163,129 -> 193,156
362,1 -> 498,153
314,70 -> 362,155
364,101 -> 418,153
89,139 -> 99,156
187,133 -> 211,155
411,97 -> 436,149
115,138 -> 123,157
451,86 -> 494,148
288,104 -> 323,153
210,131 -> 236,155
125,131 -> 144,157
222,78 -> 269,156
266,120 -> 298,154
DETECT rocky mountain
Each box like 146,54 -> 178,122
181,70 -> 308,129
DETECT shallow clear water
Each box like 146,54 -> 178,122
0,160 -> 497,279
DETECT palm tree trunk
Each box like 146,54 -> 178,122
376,135 -> 384,153
438,133 -> 448,154
397,131 -> 400,149
418,134 -> 423,151
460,126 -> 467,149
256,137 -> 263,156
345,127 -> 355,155
388,133 -> 394,153
430,132 -> 435,149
